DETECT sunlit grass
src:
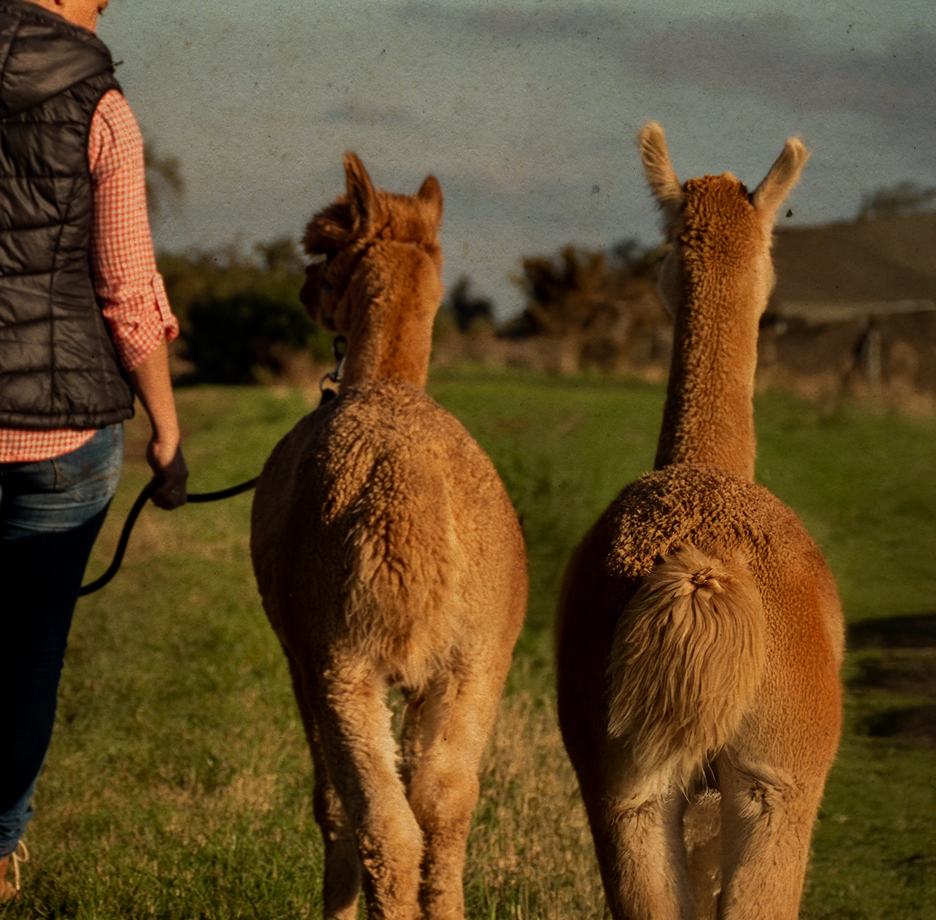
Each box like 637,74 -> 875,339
3,371 -> 933,919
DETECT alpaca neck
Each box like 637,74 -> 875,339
340,249 -> 441,391
654,285 -> 760,480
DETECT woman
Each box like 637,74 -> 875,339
0,0 -> 188,898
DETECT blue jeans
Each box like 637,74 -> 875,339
0,424 -> 123,857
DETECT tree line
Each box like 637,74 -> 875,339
158,235 -> 675,384
148,132 -> 933,386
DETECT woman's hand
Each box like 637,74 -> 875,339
147,439 -> 188,509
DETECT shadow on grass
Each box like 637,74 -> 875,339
863,705 -> 936,750
847,612 -> 936,649
847,612 -> 936,750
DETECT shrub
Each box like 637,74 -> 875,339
159,238 -> 334,383
183,293 -> 322,384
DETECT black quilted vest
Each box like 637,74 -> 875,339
0,0 -> 134,430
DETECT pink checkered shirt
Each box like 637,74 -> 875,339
0,89 -> 179,463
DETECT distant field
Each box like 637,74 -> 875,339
6,371 -> 934,919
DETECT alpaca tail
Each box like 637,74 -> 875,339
606,544 -> 766,788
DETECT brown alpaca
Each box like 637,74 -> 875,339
556,124 -> 844,920
250,154 -> 528,920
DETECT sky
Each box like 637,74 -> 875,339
101,0 -> 936,318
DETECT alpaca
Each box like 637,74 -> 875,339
556,124 -> 844,920
250,154 -> 527,920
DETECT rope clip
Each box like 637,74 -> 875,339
319,335 -> 348,403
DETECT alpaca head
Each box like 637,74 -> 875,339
300,153 -> 444,334
638,122 -> 809,319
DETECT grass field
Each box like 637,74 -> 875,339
4,369 -> 934,919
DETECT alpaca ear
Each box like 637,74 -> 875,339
343,151 -> 384,234
417,174 -> 443,234
639,122 -> 683,216
751,137 -> 810,217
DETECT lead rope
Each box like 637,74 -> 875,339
79,336 -> 348,596
12,841 -> 28,893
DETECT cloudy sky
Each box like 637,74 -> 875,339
101,0 -> 936,317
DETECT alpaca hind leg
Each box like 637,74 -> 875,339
403,669 -> 502,920
314,667 -> 423,920
684,789 -> 722,920
581,765 -> 695,920
716,758 -> 824,920
284,649 -> 362,919
312,732 -> 363,919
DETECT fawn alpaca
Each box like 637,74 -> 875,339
251,154 -> 528,920
556,125 -> 844,920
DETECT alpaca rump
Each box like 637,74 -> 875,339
255,382 -> 523,688
560,463 -> 840,791
556,125 -> 844,920
251,154 -> 527,920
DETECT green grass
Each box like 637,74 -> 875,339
3,370 -> 934,919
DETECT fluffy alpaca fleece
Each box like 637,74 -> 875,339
556,124 -> 844,920
251,154 -> 528,920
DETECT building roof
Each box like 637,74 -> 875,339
769,212 -> 936,321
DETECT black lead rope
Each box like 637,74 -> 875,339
78,475 -> 259,596
79,336 -> 348,598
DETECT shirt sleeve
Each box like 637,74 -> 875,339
87,89 -> 180,372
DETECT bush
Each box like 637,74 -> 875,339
159,238 -> 334,383
184,293 -> 322,384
